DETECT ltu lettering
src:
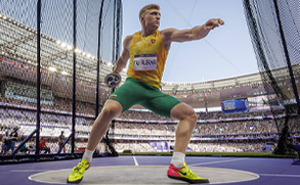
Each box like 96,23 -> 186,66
133,60 -> 140,65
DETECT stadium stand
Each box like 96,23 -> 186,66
1,91 -> 299,154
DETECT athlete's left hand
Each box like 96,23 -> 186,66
205,18 -> 224,31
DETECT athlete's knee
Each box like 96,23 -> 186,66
101,101 -> 122,119
185,110 -> 197,124
171,103 -> 197,123
101,107 -> 118,119
101,107 -> 113,118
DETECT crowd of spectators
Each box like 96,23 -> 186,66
118,111 -> 175,121
195,120 -> 278,135
196,110 -> 285,120
0,94 -> 298,154
188,141 -> 276,152
113,119 -> 281,137
0,96 -> 97,115
115,122 -> 175,136
0,96 -> 286,121
1,104 -> 297,139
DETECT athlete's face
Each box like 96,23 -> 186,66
142,9 -> 161,29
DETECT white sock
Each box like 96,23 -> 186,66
82,149 -> 94,163
171,152 -> 185,168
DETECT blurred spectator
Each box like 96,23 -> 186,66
1,131 -> 11,156
39,137 -> 50,154
9,127 -> 19,153
58,131 -> 66,153
29,139 -> 35,153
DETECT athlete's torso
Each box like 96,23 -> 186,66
126,30 -> 168,89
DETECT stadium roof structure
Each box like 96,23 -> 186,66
0,13 -> 298,108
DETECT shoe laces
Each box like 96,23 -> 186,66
73,162 -> 85,172
182,165 -> 200,179
186,168 -> 199,178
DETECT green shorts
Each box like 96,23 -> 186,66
109,78 -> 181,118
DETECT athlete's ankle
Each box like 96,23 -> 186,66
82,149 -> 94,163
171,152 -> 185,168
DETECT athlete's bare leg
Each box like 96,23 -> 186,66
86,100 -> 123,151
170,103 -> 197,153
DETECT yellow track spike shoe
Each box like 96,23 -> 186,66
167,162 -> 209,184
67,159 -> 90,183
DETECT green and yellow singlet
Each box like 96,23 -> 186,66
127,30 -> 168,89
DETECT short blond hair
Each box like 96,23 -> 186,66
139,4 -> 160,19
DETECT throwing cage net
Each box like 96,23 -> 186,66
243,0 -> 300,154
0,0 -> 122,161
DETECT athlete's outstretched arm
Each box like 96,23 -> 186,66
113,35 -> 132,73
162,18 -> 224,43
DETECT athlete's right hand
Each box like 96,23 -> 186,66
104,72 -> 122,88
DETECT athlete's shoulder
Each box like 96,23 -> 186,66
123,34 -> 134,49
160,28 -> 178,40
124,34 -> 134,42
160,28 -> 178,35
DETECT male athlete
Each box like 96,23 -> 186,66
67,4 -> 224,184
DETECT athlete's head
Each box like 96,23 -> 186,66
139,4 -> 161,29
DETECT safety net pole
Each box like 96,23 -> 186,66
96,0 -> 105,117
71,0 -> 77,154
35,0 -> 41,156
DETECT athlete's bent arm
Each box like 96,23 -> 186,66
162,18 -> 224,44
113,35 -> 132,73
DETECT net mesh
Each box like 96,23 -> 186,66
0,0 -> 122,158
243,0 -> 300,154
